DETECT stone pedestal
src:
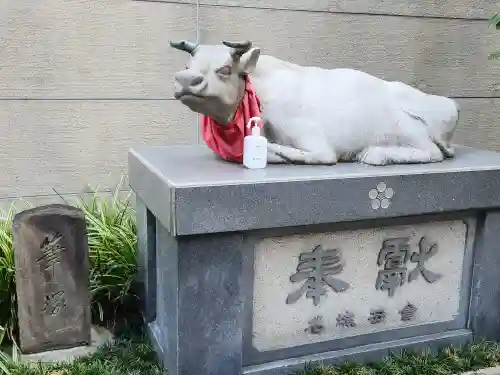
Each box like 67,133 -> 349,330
129,145 -> 500,375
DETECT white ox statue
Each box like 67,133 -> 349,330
170,39 -> 459,166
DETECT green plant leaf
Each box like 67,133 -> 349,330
0,358 -> 10,375
490,12 -> 500,29
489,51 -> 500,60
0,335 -> 11,375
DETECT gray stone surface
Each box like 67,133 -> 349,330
129,145 -> 500,236
136,198 -> 157,323
12,204 -> 91,354
469,211 -> 500,340
145,224 -> 245,375
130,145 -> 500,375
458,365 -> 500,375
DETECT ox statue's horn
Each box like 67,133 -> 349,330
222,40 -> 252,59
170,40 -> 198,55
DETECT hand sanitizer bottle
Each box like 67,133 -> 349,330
243,116 -> 267,169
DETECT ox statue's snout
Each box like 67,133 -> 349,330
174,70 -> 207,99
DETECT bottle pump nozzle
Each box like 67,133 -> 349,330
247,116 -> 262,136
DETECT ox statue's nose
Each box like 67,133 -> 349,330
174,70 -> 206,90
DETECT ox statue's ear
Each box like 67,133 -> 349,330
240,48 -> 260,74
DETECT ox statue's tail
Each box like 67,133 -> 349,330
431,99 -> 459,159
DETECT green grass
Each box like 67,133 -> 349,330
0,329 -> 165,375
2,333 -> 500,375
295,341 -> 500,375
0,205 -> 19,343
74,181 -> 140,330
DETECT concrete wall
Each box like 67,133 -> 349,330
0,0 -> 499,208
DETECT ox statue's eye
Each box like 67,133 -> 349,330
217,66 -> 232,77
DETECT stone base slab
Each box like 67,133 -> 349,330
243,329 -> 471,375
460,366 -> 500,375
20,326 -> 114,363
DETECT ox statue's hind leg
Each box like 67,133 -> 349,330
358,144 -> 444,166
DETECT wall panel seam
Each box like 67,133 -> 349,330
133,0 -> 492,21
0,189 -> 132,202
0,98 -> 178,101
1,97 -> 499,101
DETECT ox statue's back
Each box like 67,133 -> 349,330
170,39 -> 459,166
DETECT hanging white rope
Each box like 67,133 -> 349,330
196,0 -> 201,143
196,0 -> 200,44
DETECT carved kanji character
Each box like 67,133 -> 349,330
287,245 -> 349,306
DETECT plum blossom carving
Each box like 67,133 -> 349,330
369,182 -> 394,210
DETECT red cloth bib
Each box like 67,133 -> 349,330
201,76 -> 262,164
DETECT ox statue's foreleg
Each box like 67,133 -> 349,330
267,138 -> 338,165
267,149 -> 288,163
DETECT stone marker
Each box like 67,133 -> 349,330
13,204 -> 91,354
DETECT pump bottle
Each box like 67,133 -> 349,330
243,117 -> 268,169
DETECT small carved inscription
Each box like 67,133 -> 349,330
298,303 -> 419,333
287,245 -> 349,306
305,316 -> 325,334
368,309 -> 387,324
376,236 -> 441,297
399,302 -> 417,321
43,291 -> 67,316
336,311 -> 356,328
